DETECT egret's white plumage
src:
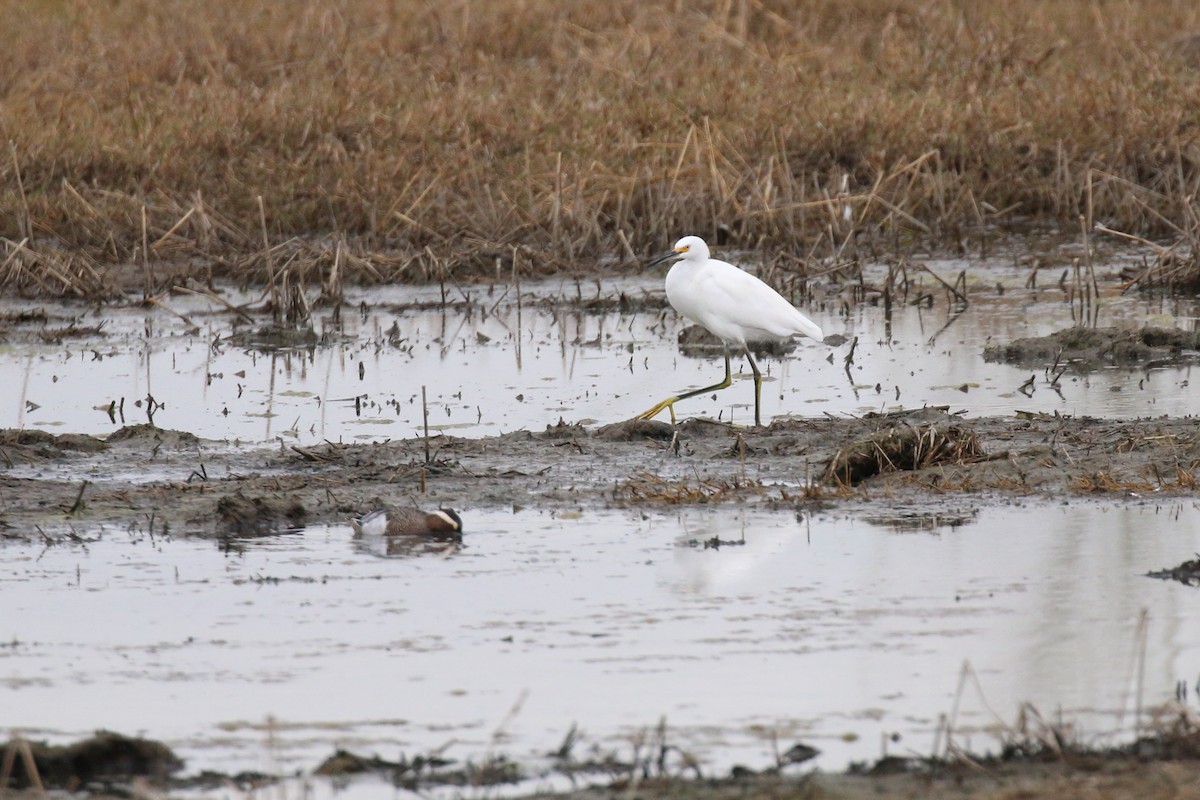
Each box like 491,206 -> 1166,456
638,235 -> 824,427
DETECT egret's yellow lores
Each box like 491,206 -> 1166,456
637,235 -> 825,427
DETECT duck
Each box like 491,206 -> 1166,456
351,506 -> 463,537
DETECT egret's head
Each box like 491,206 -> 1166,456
647,235 -> 710,269
672,236 -> 710,261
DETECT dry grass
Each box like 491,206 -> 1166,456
613,470 -> 764,505
823,422 -> 987,485
4,0 -> 1200,294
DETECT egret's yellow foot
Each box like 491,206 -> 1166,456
636,397 -> 679,424
637,355 -> 733,426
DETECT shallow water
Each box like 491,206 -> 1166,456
2,258 -> 1200,445
5,502 -> 1200,782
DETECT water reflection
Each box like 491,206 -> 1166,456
352,530 -> 464,559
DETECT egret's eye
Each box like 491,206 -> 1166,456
677,245 -> 689,253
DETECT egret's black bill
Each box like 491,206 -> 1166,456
645,250 -> 678,268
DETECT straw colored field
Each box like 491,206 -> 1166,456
3,0 -> 1200,290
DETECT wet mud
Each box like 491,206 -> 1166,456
0,732 -> 182,790
983,325 -> 1200,370
3,407 -> 1200,540
9,722 -> 1200,800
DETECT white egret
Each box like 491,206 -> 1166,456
637,235 -> 824,427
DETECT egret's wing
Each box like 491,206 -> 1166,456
695,264 -> 824,342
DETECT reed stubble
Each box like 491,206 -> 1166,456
3,0 -> 1200,294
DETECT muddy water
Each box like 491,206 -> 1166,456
5,502 -> 1199,780
3,261 -> 1200,445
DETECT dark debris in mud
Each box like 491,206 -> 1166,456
13,709 -> 1200,800
1146,556 -> 1200,587
315,748 -> 520,790
216,490 -> 308,535
38,323 -> 106,344
1,731 -> 182,790
0,429 -> 107,464
984,326 -> 1200,370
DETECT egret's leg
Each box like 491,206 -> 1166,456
744,349 -> 763,427
636,352 -> 733,423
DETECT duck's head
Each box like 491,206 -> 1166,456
430,508 -> 463,534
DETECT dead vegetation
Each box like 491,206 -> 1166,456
0,731 -> 182,791
4,1 -> 1200,296
822,421 -> 988,486
613,470 -> 765,505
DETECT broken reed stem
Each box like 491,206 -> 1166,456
258,195 -> 277,319
422,384 -> 430,465
513,248 -> 523,369
919,262 -> 968,307
0,735 -> 48,799
843,335 -> 858,376
9,141 -> 31,244
329,238 -> 343,300
1080,212 -> 1100,306
68,479 -> 90,514
141,204 -> 151,300
151,205 -> 196,249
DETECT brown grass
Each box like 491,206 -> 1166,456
823,422 -> 986,485
613,470 -> 763,505
4,0 -> 1200,293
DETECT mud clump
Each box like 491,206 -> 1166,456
106,424 -> 200,448
2,731 -> 183,789
595,417 -> 741,441
595,419 -> 676,440
543,419 -> 590,440
315,749 -> 399,776
983,326 -> 1200,369
823,421 -> 987,485
217,491 -> 308,535
0,429 -> 106,466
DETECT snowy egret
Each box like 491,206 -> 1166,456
637,235 -> 824,427
352,506 -> 463,536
